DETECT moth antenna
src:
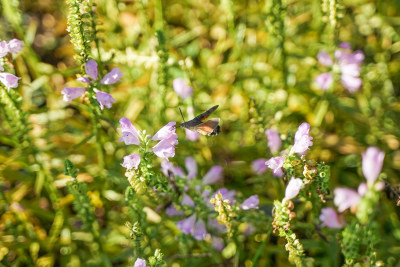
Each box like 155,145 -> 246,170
179,107 -> 186,122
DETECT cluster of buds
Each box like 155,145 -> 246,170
125,171 -> 147,195
272,200 -> 296,234
210,192 -> 236,236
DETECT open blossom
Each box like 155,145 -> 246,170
85,59 -> 98,80
202,166 -> 223,185
177,214 -> 197,235
182,194 -> 195,207
265,129 -> 281,153
94,89 -> 116,110
362,147 -> 385,184
314,73 -> 333,91
100,68 -> 123,85
61,87 -> 86,102
252,158 -> 268,175
173,78 -> 193,100
133,258 -> 147,267
0,41 -> 8,57
315,43 -> 364,93
122,154 -> 141,170
7,39 -> 24,54
291,122 -> 313,154
334,187 -> 361,212
265,156 -> 285,177
319,207 -> 345,229
284,178 -> 304,201
0,72 -> 21,90
241,195 -> 259,210
152,122 -> 178,160
185,157 -> 197,179
119,117 -> 140,145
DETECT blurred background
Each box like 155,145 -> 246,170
0,0 -> 400,266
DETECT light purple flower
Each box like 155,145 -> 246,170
152,135 -> 178,160
216,188 -> 236,204
122,154 -> 141,170
85,59 -> 98,80
317,51 -> 333,66
358,183 -> 367,196
284,178 -> 304,201
265,156 -> 285,177
339,42 -> 352,50
334,187 -> 361,212
291,122 -> 313,154
177,214 -> 196,235
152,122 -> 177,141
61,87 -> 86,102
314,73 -> 333,91
100,67 -> 123,85
94,89 -> 116,110
241,195 -> 259,210
192,219 -> 207,240
0,72 -> 21,90
185,129 -> 200,141
133,258 -> 147,267
265,129 -> 281,153
202,166 -> 223,185
166,205 -> 185,216
362,146 -> 385,184
118,117 -> 140,145
252,158 -> 268,175
182,194 -> 195,207
161,161 -> 184,177
319,207 -> 345,229
0,41 -> 9,57
77,76 -> 90,84
340,74 -> 362,93
185,157 -> 197,180
173,78 -> 193,100
212,237 -> 224,251
7,39 -> 23,54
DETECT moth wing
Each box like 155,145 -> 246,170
194,105 -> 219,122
195,118 -> 220,135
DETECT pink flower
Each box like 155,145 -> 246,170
152,135 -> 178,160
362,147 -> 385,184
317,51 -> 333,66
339,42 -> 352,50
185,157 -> 198,180
319,207 -> 345,229
314,73 -> 333,91
265,156 -> 285,177
152,122 -> 177,141
166,205 -> 184,216
192,219 -> 207,240
122,154 -> 141,170
265,129 -> 281,153
291,122 -> 313,154
334,187 -> 361,212
252,158 -> 268,175
284,178 -> 304,201
7,39 -> 23,54
118,117 -> 140,145
61,87 -> 86,102
173,78 -> 193,100
133,258 -> 148,267
202,166 -> 223,185
340,75 -> 362,93
94,89 -> 116,110
85,59 -> 98,80
182,194 -> 195,207
0,41 -> 8,57
177,214 -> 196,235
0,72 -> 21,90
241,195 -> 259,210
100,68 -> 123,85
185,129 -> 200,141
